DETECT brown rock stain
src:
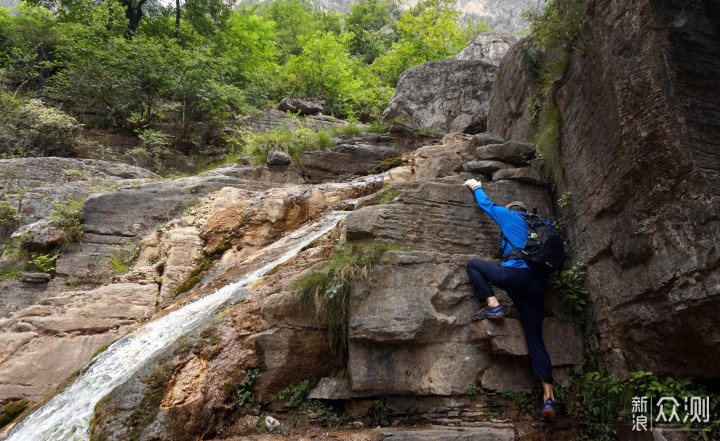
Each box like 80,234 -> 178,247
160,354 -> 208,409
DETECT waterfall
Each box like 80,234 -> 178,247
4,212 -> 347,441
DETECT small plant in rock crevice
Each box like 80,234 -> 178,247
377,187 -> 399,204
275,380 -> 310,404
237,368 -> 260,407
293,241 -> 408,356
371,398 -> 393,427
501,391 -> 536,415
553,262 -> 588,330
558,191 -> 572,208
466,382 -> 483,398
50,197 -> 84,243
28,250 -> 59,273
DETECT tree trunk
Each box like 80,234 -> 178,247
120,0 -> 148,38
175,0 -> 181,38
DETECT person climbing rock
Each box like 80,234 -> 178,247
463,178 -> 557,423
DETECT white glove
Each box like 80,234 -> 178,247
464,179 -> 481,190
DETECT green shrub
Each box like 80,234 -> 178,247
244,123 -> 334,166
466,382 -> 483,398
534,105 -> 564,178
237,368 -> 260,407
371,399 -> 393,426
369,157 -> 407,175
0,200 -> 20,226
0,95 -> 82,157
557,191 -> 572,208
552,262 -> 588,329
293,241 -> 405,355
28,251 -> 59,273
377,187 -> 399,204
522,0 -> 584,52
106,247 -> 136,275
276,380 -> 310,404
50,197 -> 84,243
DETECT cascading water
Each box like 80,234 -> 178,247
4,212 -> 347,441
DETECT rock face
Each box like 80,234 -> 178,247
455,33 -> 519,65
381,59 -> 497,134
543,1 -> 720,379
62,132 -> 581,441
486,37 -> 538,142
0,162 -> 380,406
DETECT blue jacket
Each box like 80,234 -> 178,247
473,188 -> 529,269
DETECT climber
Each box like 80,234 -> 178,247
463,178 -> 556,423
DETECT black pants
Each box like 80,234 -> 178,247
466,259 -> 553,383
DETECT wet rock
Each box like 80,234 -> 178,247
0,283 -> 156,401
382,59 -> 497,134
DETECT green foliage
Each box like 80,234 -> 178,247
0,92 -> 81,157
0,265 -> 22,281
0,398 -> 29,430
564,360 -> 720,441
299,400 -> 342,425
0,200 -> 20,225
237,368 -> 260,407
28,250 -> 58,273
522,0 -> 585,52
377,187 -> 399,204
371,399 -> 393,426
534,104 -> 564,178
369,157 -> 407,175
279,30 -> 391,121
557,191 -> 572,208
553,262 -> 588,329
244,123 -> 333,166
0,3 -> 59,94
501,391 -> 536,414
346,0 -> 400,64
276,380 -> 310,404
106,246 -> 136,275
293,241 -> 405,355
50,197 -> 84,243
466,382 -> 483,398
372,0 -> 490,86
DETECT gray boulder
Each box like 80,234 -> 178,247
455,33 -> 520,66
278,97 -> 325,115
382,59 -> 497,134
486,37 -> 538,142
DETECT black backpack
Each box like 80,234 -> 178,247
501,210 -> 566,274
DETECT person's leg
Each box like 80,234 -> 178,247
506,270 -> 556,420
466,259 -> 516,318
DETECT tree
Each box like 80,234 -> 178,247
346,0 -> 400,64
280,31 -> 391,121
371,0 -> 490,86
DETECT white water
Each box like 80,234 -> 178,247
4,213 -> 346,441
